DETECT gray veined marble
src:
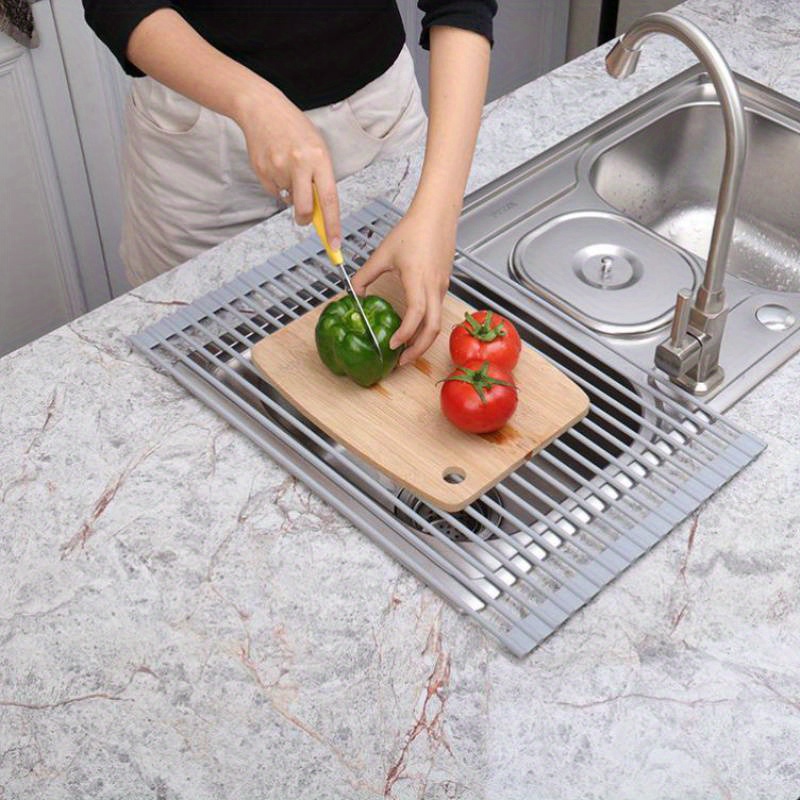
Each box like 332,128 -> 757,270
2,1 -> 800,798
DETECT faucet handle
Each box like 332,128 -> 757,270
656,288 -> 701,379
670,288 -> 694,348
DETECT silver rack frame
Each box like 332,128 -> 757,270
132,198 -> 764,657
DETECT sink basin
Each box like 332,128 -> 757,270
458,65 -> 800,410
590,103 -> 800,293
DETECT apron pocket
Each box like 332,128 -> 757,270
129,77 -> 204,136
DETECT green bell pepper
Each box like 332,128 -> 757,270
315,294 -> 403,387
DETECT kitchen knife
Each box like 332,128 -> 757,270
311,187 -> 383,361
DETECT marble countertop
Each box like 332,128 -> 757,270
2,1 -> 800,798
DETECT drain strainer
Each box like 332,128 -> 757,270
510,210 -> 701,335
394,488 -> 504,542
573,245 -> 640,290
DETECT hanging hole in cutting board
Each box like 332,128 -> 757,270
443,468 -> 466,484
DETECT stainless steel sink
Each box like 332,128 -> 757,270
591,101 -> 800,293
458,65 -> 800,410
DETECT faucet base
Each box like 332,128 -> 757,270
672,364 -> 725,396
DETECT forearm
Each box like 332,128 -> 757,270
411,25 -> 490,223
126,8 -> 282,126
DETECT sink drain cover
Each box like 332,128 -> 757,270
510,210 -> 700,335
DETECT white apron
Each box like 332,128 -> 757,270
121,46 -> 426,286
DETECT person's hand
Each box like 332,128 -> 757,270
125,8 -> 343,248
234,88 -> 341,249
350,207 -> 455,366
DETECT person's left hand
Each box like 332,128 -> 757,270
350,208 -> 455,366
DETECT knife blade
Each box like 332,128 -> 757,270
311,187 -> 383,361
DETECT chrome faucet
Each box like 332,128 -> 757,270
606,12 -> 748,395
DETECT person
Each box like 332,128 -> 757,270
82,1 -> 497,365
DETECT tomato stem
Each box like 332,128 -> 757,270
439,360 -> 517,404
464,311 -> 506,343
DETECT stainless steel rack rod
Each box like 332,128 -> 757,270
132,197 -> 763,656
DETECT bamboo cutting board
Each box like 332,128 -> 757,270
251,273 -> 589,511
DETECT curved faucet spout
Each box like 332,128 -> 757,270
606,12 -> 748,395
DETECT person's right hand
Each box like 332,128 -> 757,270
234,88 -> 341,250
125,9 -> 342,246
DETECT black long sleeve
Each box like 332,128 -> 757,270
82,1 -> 496,109
418,0 -> 497,49
83,1 -> 175,76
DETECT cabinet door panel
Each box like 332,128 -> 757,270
0,35 -> 86,356
51,0 -> 130,297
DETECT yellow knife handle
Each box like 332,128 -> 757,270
312,186 -> 344,266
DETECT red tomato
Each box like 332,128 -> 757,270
439,359 -> 518,434
449,310 -> 522,371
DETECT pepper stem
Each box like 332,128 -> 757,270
464,311 -> 506,343
439,360 -> 517,404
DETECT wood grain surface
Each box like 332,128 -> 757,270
251,273 -> 589,511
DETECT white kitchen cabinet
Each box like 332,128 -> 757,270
0,2 -> 109,357
0,0 -> 133,358
50,0 -> 130,297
